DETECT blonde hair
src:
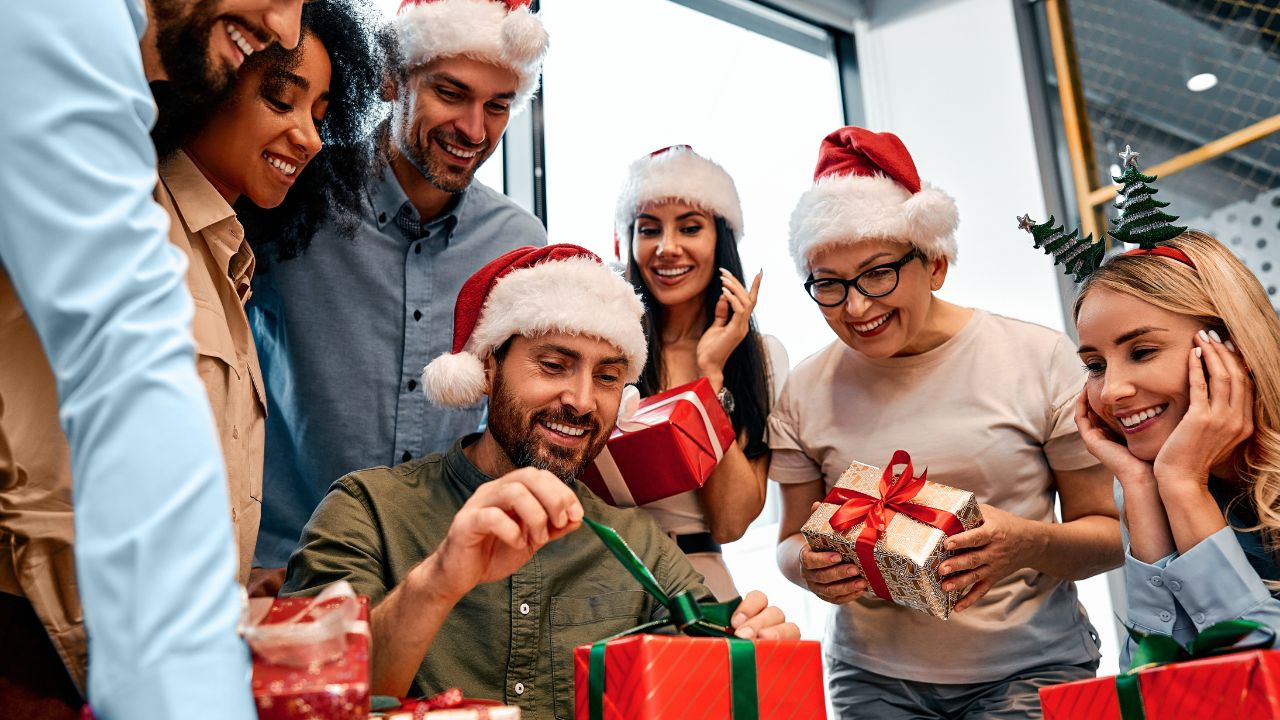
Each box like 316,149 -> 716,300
1074,230 -> 1280,557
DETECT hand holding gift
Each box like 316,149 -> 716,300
940,503 -> 1047,613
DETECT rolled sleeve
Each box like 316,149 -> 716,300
766,383 -> 822,485
1043,335 -> 1102,472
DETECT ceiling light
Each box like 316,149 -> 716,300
1186,72 -> 1218,92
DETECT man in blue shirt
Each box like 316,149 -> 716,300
0,1 -> 301,718
250,0 -> 551,577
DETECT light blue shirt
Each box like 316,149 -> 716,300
0,3 -> 253,718
1118,479 -> 1280,667
249,154 -> 546,566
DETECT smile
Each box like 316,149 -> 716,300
436,138 -> 481,160
852,310 -> 894,333
225,21 -> 257,58
654,266 -> 693,278
263,152 -> 298,176
1117,404 -> 1167,431
541,421 -> 586,438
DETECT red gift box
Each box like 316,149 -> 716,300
250,590 -> 371,720
573,635 -> 826,720
580,379 -> 736,507
1040,650 -> 1280,719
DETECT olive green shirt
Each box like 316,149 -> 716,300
281,435 -> 712,720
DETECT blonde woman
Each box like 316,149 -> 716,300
1073,229 -> 1280,664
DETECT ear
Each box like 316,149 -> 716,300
381,72 -> 398,103
928,255 -> 950,292
483,352 -> 499,397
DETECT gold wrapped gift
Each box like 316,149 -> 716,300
801,451 -> 983,619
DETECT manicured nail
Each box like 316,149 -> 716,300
1226,340 -> 1237,352
1209,330 -> 1222,343
1194,347 -> 1203,358
1198,330 -> 1210,341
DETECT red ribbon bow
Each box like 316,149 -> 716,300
821,450 -> 967,601
400,688 -> 503,719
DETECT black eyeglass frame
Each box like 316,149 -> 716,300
803,248 -> 926,307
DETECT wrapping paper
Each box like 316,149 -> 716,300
573,635 -> 825,720
372,689 -> 521,720
580,379 -> 736,507
801,453 -> 982,619
1040,650 -> 1280,719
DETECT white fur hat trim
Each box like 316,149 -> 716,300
614,147 -> 744,257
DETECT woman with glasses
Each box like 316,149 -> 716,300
769,127 -> 1121,719
614,145 -> 788,600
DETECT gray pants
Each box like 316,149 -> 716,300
827,654 -> 1098,720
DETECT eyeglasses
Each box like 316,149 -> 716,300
804,249 -> 925,307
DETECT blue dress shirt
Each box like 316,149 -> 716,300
0,3 -> 253,718
249,155 -> 546,566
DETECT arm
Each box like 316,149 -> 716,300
774,478 -> 867,603
0,4 -> 252,718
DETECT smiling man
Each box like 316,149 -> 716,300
247,0 -> 551,583
281,245 -> 799,718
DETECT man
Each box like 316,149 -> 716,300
250,0 -> 551,575
283,245 -> 799,719
0,1 -> 301,717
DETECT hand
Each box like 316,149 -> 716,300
729,590 -> 800,640
1153,330 -> 1254,493
1074,387 -> 1155,490
797,522 -> 867,604
246,566 -> 287,598
427,467 -> 583,602
940,504 -> 1043,613
696,269 -> 762,391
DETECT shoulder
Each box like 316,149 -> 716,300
462,183 -> 547,243
973,310 -> 1071,351
785,338 -> 847,389
331,454 -> 448,510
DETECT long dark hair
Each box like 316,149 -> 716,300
627,217 -> 773,458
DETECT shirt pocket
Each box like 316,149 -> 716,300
549,590 -> 649,720
190,304 -> 260,503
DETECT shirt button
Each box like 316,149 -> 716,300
413,309 -> 422,322
401,450 -> 412,463
378,212 -> 388,223
1168,580 -> 1182,592
1149,576 -> 1163,587
408,379 -> 418,391
519,603 -> 530,615
1194,612 -> 1206,624
514,682 -> 525,695
1159,611 -> 1172,622
232,426 -> 239,440
415,242 -> 422,254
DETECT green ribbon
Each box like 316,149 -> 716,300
582,518 -> 758,720
1115,619 -> 1275,720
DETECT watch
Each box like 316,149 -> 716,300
716,386 -> 735,414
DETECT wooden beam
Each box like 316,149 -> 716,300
1044,0 -> 1104,241
1085,113 -> 1280,208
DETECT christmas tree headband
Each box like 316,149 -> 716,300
1017,145 -> 1195,283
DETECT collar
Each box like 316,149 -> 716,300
160,151 -> 253,290
444,434 -> 495,493
369,154 -> 465,239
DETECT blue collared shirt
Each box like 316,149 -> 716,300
249,155 -> 546,566
0,2 -> 253,718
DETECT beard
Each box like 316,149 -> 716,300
394,110 -> 493,195
487,370 -> 608,484
151,0 -> 239,111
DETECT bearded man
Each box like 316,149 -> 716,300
281,245 -> 799,719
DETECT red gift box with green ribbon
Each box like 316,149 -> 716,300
573,519 -> 826,720
1040,620 -> 1280,719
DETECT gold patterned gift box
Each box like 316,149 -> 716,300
801,450 -> 983,619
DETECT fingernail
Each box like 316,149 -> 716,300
570,505 -> 583,521
557,511 -> 567,527
1198,329 -> 1210,341
1226,340 -> 1236,352
737,626 -> 756,639
1194,347 -> 1203,358
732,612 -> 747,626
1209,330 -> 1222,343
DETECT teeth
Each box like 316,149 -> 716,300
655,267 -> 693,277
441,143 -> 479,159
545,422 -> 586,437
1119,405 -> 1165,428
853,310 -> 893,333
264,154 -> 297,176
226,23 -> 254,57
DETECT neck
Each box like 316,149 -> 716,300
659,296 -> 706,344
139,1 -> 167,83
464,430 -> 516,479
183,147 -> 240,205
895,297 -> 972,356
388,143 -> 457,222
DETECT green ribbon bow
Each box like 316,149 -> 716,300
583,517 -> 758,720
1116,619 -> 1275,720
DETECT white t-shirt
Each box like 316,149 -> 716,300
768,309 -> 1103,683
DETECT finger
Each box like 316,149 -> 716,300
940,566 -> 985,593
813,580 -> 869,605
944,525 -> 989,552
735,605 -> 785,639
800,546 -> 856,571
719,269 -> 756,310
721,285 -> 747,318
937,550 -> 983,577
711,294 -> 730,327
1197,332 -> 1231,413
459,506 -> 526,549
515,468 -> 583,530
953,578 -> 993,613
755,622 -> 801,641
1187,338 -> 1209,410
492,482 -> 552,546
748,271 -> 762,304
804,561 -> 864,585
731,590 -> 768,627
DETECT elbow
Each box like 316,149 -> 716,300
711,524 -> 747,545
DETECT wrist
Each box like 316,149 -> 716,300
408,551 -> 466,607
699,368 -> 725,393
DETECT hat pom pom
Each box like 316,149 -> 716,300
502,10 -> 548,66
423,351 -> 487,407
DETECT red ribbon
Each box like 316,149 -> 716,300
821,450 -> 967,602
1121,245 -> 1196,269
402,688 -> 503,719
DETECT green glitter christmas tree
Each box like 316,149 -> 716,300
1017,213 -> 1105,283
1110,145 -> 1186,249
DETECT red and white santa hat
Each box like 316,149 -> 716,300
788,126 -> 958,276
613,145 -> 744,260
396,0 -> 549,112
423,244 -> 647,407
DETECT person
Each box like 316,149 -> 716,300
768,127 -> 1121,719
281,244 -> 799,718
1071,228 -> 1280,663
0,1 -> 302,718
612,145 -> 787,600
249,0 -> 551,577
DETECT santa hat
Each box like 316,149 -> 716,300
396,0 -> 549,112
788,127 -> 958,276
423,244 -> 647,407
613,145 -> 744,260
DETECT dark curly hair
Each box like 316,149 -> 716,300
235,0 -> 392,261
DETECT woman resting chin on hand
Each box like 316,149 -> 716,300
1073,229 -> 1280,666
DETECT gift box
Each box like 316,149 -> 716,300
573,635 -> 825,720
801,450 -> 983,619
580,379 -> 736,507
248,583 -> 371,720
371,689 -> 521,719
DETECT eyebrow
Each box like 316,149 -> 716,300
811,252 -> 894,276
635,211 -> 709,223
280,71 -> 310,92
533,343 -> 628,369
1077,326 -> 1168,354
434,73 -> 517,101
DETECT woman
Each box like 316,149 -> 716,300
153,0 -> 382,589
1073,229 -> 1280,662
770,126 -> 1121,719
615,145 -> 787,600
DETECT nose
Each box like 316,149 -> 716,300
454,102 -> 487,146
1099,364 -> 1135,409
265,0 -> 304,50
656,227 -> 684,258
289,119 -> 323,161
841,288 -> 873,318
559,370 -> 598,418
